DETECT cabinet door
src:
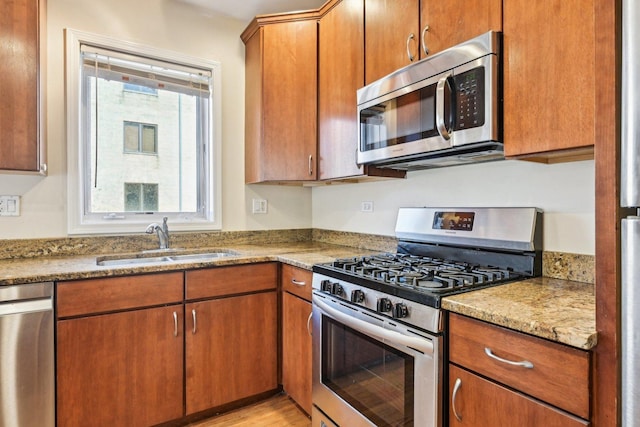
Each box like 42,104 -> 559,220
319,0 -> 365,179
57,305 -> 184,427
254,20 -> 318,182
0,0 -> 42,172
185,291 -> 278,414
449,365 -> 590,427
282,291 -> 312,414
503,0 -> 596,159
365,0 -> 420,84
420,0 -> 501,58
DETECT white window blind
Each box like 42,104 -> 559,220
80,44 -> 212,97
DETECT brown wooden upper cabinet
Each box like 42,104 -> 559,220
0,0 -> 46,173
503,0 -> 596,161
242,13 -> 318,183
364,0 -> 421,84
318,0 -> 405,180
364,0 -> 501,85
318,0 -> 365,180
420,0 -> 502,59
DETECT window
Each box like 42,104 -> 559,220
125,183 -> 158,211
123,83 -> 158,95
124,121 -> 157,154
65,29 -> 222,234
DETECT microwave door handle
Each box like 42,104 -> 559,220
313,295 -> 434,355
436,75 -> 453,140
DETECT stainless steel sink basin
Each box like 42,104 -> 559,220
96,250 -> 237,267
97,256 -> 173,266
168,252 -> 231,262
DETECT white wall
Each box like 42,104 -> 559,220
312,159 -> 595,255
0,0 -> 312,238
0,0 -> 595,256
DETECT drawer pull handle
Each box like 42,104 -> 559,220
452,378 -> 462,422
173,311 -> 178,337
292,279 -> 307,286
484,347 -> 534,369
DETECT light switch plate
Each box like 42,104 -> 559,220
252,198 -> 268,214
0,196 -> 20,216
361,201 -> 374,213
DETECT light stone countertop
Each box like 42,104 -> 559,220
0,241 -> 596,350
0,242 -> 379,286
442,277 -> 596,350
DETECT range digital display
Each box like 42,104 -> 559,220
432,211 -> 475,231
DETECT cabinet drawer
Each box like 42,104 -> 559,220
449,313 -> 590,419
186,262 -> 277,300
57,272 -> 184,318
449,365 -> 589,426
281,264 -> 312,301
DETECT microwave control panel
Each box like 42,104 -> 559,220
454,67 -> 485,130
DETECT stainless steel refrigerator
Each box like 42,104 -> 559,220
622,0 -> 640,425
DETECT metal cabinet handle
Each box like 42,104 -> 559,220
421,25 -> 430,56
173,311 -> 178,337
292,278 -> 307,286
452,378 -> 463,422
307,312 -> 313,337
406,33 -> 416,61
308,155 -> 313,176
192,309 -> 197,334
484,347 -> 534,369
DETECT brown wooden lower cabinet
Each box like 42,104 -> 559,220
282,291 -> 312,414
57,265 -> 279,426
57,305 -> 184,427
186,291 -> 278,414
448,365 -> 589,426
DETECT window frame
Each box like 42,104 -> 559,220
65,29 -> 222,234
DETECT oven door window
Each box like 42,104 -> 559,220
360,84 -> 438,152
321,316 -> 414,427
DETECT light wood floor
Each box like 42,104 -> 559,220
187,394 -> 311,427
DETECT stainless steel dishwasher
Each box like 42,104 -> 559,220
0,282 -> 54,427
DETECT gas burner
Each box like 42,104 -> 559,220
325,252 -> 524,298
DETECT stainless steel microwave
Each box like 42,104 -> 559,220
357,31 -> 502,170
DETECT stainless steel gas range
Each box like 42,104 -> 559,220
311,207 -> 542,427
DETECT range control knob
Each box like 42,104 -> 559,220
376,298 -> 392,313
320,280 -> 333,293
331,283 -> 344,296
350,289 -> 365,303
393,303 -> 409,319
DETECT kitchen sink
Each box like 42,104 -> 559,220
97,256 -> 173,266
96,250 -> 237,267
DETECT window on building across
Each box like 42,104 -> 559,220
123,83 -> 158,95
65,29 -> 222,234
124,183 -> 159,211
124,121 -> 158,154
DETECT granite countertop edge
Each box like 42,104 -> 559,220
442,277 -> 597,350
0,243 -> 596,350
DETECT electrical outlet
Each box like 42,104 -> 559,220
252,198 -> 268,214
361,201 -> 374,213
0,195 -> 20,216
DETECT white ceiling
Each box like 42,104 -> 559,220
179,0 -> 326,22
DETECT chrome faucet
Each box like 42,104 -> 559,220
145,217 -> 170,249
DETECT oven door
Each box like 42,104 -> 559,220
312,291 -> 441,427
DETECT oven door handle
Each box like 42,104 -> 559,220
313,296 -> 434,355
